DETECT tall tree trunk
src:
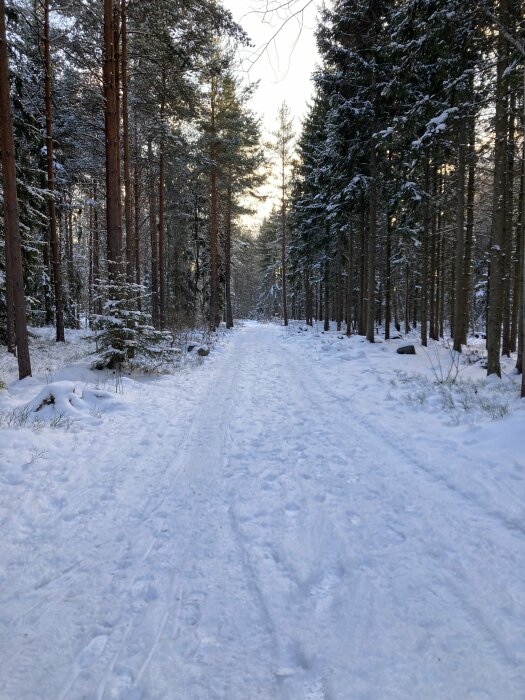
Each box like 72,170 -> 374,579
104,0 -> 121,281
158,78 -> 166,328
429,166 -> 439,341
404,263 -> 410,335
346,221 -> 353,336
4,169 -> 15,355
367,140 -> 377,343
358,198 -> 367,335
512,138 -> 524,355
462,115 -> 476,343
225,172 -> 234,329
453,119 -> 467,352
324,235 -> 330,332
336,229 -> 342,331
133,120 -> 141,303
0,0 -> 31,378
113,4 -> 122,254
43,0 -> 65,342
121,0 -> 133,283
67,201 -> 76,326
92,179 -> 100,315
384,210 -> 392,340
518,160 -> 524,373
439,227 -> 445,338
487,1 -> 509,377
209,76 -> 220,330
148,138 -> 159,326
421,158 -> 430,347
281,153 -> 288,327
502,92 -> 515,357
305,269 -> 312,326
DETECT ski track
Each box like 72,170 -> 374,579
0,323 -> 524,699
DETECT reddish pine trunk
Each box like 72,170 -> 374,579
0,0 -> 31,378
103,0 -> 121,280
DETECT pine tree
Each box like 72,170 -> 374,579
0,0 -> 31,378
272,103 -> 294,326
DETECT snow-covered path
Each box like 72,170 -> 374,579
1,323 -> 524,699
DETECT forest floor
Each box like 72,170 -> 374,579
0,321 -> 524,699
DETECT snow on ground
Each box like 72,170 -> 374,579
0,321 -> 524,699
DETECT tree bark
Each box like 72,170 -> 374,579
462,115 -> 476,342
346,221 -> 353,336
280,150 -> 288,327
133,120 -> 141,301
518,161 -> 524,372
453,119 -> 467,351
335,229 -> 342,331
92,179 -> 100,315
421,158 -> 430,347
209,76 -> 220,330
0,0 -> 31,378
148,138 -> 159,326
121,0 -> 133,284
384,210 -> 392,340
43,0 -> 65,342
366,139 -> 377,343
487,1 -> 509,377
158,77 -> 166,328
502,91 -> 515,357
513,139 -> 524,356
225,172 -> 234,328
103,0 -> 121,281
358,198 -> 366,335
324,235 -> 330,332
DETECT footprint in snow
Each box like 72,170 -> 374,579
275,638 -> 310,678
130,578 -> 158,612
76,634 -> 108,668
346,511 -> 362,526
284,502 -> 301,515
309,564 -> 345,599
180,591 -> 207,627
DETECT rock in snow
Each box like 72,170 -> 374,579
397,344 -> 416,355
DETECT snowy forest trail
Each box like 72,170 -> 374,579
1,323 -> 524,700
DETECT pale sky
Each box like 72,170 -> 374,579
222,0 -> 323,229
223,0 -> 322,132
